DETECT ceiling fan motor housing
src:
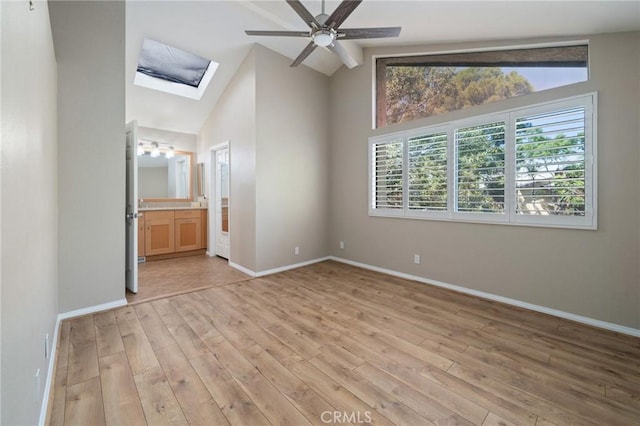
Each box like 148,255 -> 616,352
312,28 -> 336,47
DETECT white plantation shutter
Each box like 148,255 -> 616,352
408,132 -> 448,212
368,93 -> 596,229
371,139 -> 404,211
455,121 -> 506,214
514,106 -> 586,216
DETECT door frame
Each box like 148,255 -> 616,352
125,121 -> 139,293
208,141 -> 230,261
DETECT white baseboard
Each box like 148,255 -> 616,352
57,298 -> 128,321
230,256 -> 331,278
330,256 -> 640,337
38,316 -> 60,426
255,257 -> 331,277
229,261 -> 256,277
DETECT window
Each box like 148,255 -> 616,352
376,45 -> 588,128
134,39 -> 219,100
368,93 -> 596,229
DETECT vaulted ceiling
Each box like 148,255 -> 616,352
125,1 -> 640,134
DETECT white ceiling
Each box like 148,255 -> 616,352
126,0 -> 640,135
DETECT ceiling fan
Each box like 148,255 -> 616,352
245,0 -> 401,68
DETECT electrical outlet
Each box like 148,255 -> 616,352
294,246 -> 300,255
44,333 -> 49,360
339,241 -> 345,249
414,254 -> 421,264
34,369 -> 41,402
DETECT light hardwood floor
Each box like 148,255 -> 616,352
49,261 -> 640,425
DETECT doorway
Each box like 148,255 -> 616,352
210,143 -> 230,259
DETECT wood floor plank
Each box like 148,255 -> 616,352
332,332 -> 494,425
189,352 -> 271,426
133,303 -> 176,351
290,359 -> 395,426
151,299 -> 209,360
114,307 -> 159,375
133,366 -> 187,425
154,343 -> 229,425
64,377 -> 105,426
67,316 -> 99,386
241,345 -> 339,424
356,362 -> 475,426
199,290 -> 304,368
99,351 -> 147,426
205,338 -> 313,425
447,362 -> 601,426
309,354 -> 434,426
94,311 -> 124,358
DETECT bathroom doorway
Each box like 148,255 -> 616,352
210,143 -> 230,259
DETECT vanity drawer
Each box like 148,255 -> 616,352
144,210 -> 175,221
175,209 -> 201,219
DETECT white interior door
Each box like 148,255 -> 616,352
215,147 -> 230,259
125,121 -> 139,293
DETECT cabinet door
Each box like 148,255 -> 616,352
175,218 -> 201,252
138,213 -> 145,257
145,211 -> 175,255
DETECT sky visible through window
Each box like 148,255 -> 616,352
502,67 -> 588,91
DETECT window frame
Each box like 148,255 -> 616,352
368,92 -> 597,230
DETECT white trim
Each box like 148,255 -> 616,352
330,256 -> 640,337
229,261 -> 256,277
255,257 -> 332,278
209,142 -> 230,261
229,256 -> 332,278
38,317 -> 60,426
371,39 -> 590,61
57,298 -> 128,321
134,60 -> 218,100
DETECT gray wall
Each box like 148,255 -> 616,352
254,45 -> 330,271
1,1 -> 59,424
329,32 -> 640,329
50,1 -> 126,313
198,45 -> 331,273
199,48 -> 257,271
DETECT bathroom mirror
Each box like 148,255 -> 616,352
138,151 -> 193,201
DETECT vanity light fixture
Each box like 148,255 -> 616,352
166,146 -> 175,159
150,142 -> 160,158
137,142 -> 145,156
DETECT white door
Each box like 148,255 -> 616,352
215,147 -> 230,259
125,121 -> 139,293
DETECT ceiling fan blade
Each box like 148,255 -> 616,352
245,30 -> 310,37
326,0 -> 362,28
291,41 -> 318,67
286,0 -> 320,28
327,40 -> 358,69
339,27 -> 402,39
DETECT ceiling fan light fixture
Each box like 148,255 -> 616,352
312,29 -> 334,47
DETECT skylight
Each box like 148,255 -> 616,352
134,38 -> 218,100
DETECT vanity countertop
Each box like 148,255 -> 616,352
139,206 -> 207,212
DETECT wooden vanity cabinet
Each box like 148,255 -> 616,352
138,213 -> 145,257
144,210 -> 175,256
175,210 -> 201,252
